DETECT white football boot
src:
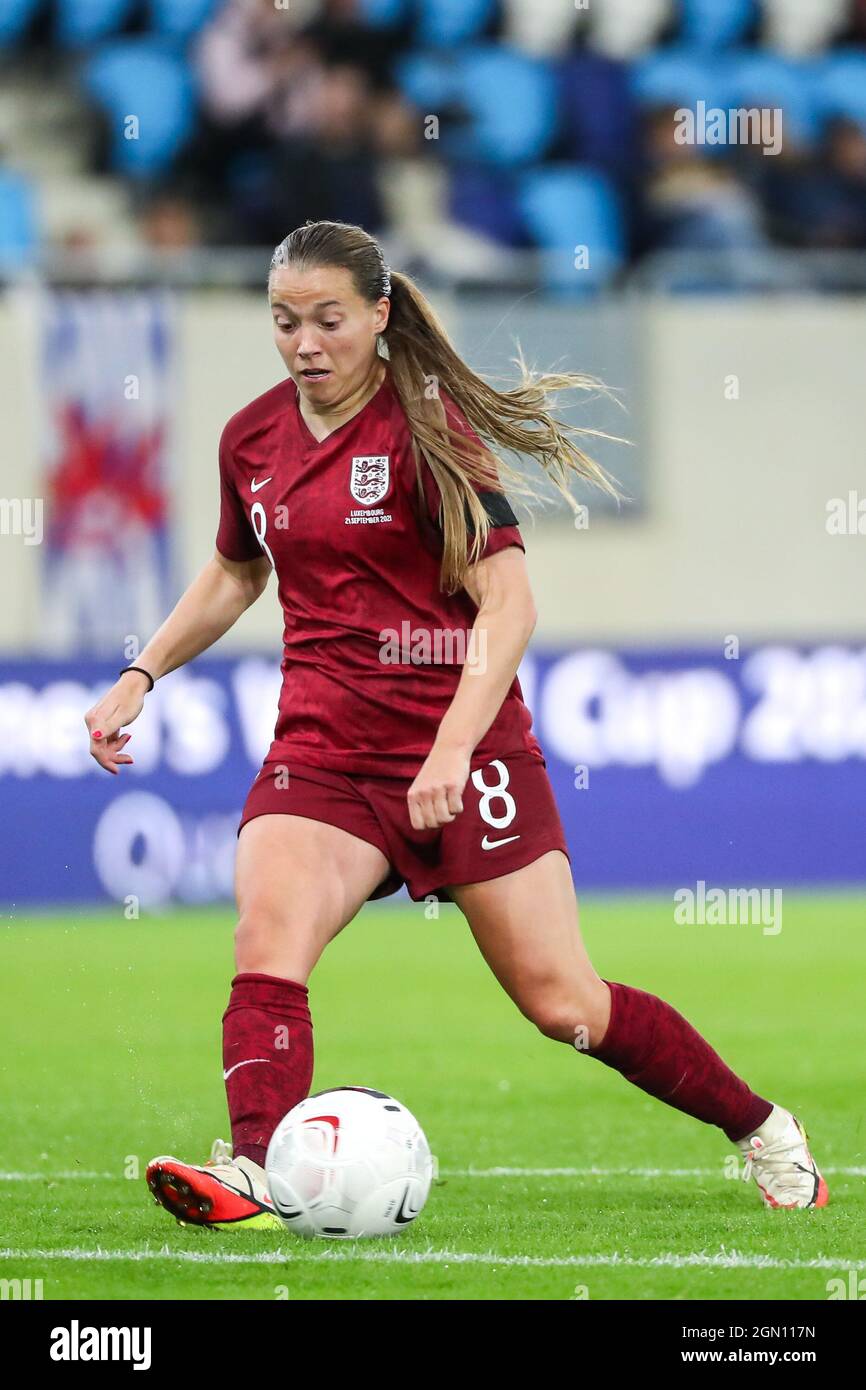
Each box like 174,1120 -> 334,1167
146,1138 -> 282,1231
738,1105 -> 829,1209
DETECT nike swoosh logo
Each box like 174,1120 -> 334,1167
481,834 -> 520,850
250,477 -> 273,493
217,1172 -> 275,1210
394,1183 -> 421,1224
223,1058 -> 270,1080
793,1159 -> 821,1204
227,1165 -> 269,1204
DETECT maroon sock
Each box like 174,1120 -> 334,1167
222,972 -> 314,1166
588,980 -> 772,1143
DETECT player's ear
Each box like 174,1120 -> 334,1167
375,297 -> 390,333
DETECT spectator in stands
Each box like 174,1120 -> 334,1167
820,117 -> 866,247
196,0 -> 326,142
231,63 -> 390,244
196,0 -> 408,144
841,0 -> 866,45
138,192 -> 203,252
188,0 -> 421,245
637,105 -> 771,256
758,117 -> 866,249
303,0 -> 413,89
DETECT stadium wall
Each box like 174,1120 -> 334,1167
1,291 -> 863,652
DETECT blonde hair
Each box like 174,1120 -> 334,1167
270,220 -> 621,593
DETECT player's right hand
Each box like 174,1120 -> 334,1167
84,673 -> 149,775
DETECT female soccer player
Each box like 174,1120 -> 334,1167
85,220 -> 826,1227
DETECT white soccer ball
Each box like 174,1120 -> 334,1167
265,1086 -> 435,1239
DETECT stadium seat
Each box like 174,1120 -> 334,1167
83,41 -> 195,178
726,51 -> 820,144
760,0 -> 849,57
816,52 -> 866,133
448,46 -> 558,167
630,46 -> 730,112
517,166 -> 625,294
55,0 -> 137,47
356,0 -> 409,24
587,0 -> 673,60
448,165 -> 525,247
0,169 -> 37,270
148,0 -> 214,41
502,0 -> 581,57
557,54 -> 636,174
679,0 -> 757,49
394,52 -> 462,111
416,0 -> 497,49
0,0 -> 39,45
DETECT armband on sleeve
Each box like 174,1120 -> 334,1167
469,490 -> 519,529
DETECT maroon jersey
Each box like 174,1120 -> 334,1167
216,370 -> 543,776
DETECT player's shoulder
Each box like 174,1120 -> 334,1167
220,378 -> 295,453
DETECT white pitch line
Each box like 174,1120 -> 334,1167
1,1165 -> 864,1182
0,1246 -> 864,1271
0,1171 -> 115,1182
449,1165 -> 866,1178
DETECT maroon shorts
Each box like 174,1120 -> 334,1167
238,754 -> 570,902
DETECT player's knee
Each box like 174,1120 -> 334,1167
529,999 -> 587,1044
234,902 -> 304,973
526,981 -> 609,1046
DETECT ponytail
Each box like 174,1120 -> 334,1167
270,221 -> 623,593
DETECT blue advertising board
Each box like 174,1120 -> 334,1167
1,645 -> 863,906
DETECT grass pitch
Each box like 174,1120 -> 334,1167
0,893 -> 863,1301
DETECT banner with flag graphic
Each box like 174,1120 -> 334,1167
40,290 -> 176,654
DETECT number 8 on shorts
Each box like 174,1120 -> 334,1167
471,759 -> 517,832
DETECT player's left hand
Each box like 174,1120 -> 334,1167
407,744 -> 470,830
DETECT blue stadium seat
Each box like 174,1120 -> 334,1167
517,166 -> 625,294
630,47 -> 730,112
0,169 -> 37,270
83,41 -> 195,178
356,0 -> 410,25
680,0 -> 757,49
394,52 -> 462,110
726,52 -> 819,144
557,54 -> 636,175
448,46 -> 558,167
0,0 -> 39,45
448,166 -> 525,247
56,0 -> 137,47
817,53 -> 866,132
148,0 -> 214,41
416,0 -> 496,48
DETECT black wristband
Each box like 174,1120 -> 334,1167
119,665 -> 155,692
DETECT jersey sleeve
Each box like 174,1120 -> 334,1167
215,426 -> 263,563
420,391 -> 524,561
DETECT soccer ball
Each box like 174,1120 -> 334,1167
265,1086 -> 434,1239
